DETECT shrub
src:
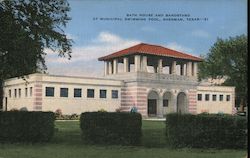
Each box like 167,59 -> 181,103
80,112 -> 142,145
0,111 -> 55,142
55,109 -> 62,119
166,113 -> 247,149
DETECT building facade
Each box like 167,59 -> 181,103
2,43 -> 235,117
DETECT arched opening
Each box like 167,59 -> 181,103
162,91 -> 173,114
177,92 -> 187,113
147,91 -> 159,116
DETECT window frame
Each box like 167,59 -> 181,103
25,88 -> 28,97
74,88 -> 82,98
99,89 -> 107,98
197,94 -> 202,101
45,87 -> 55,97
60,88 -> 69,97
18,88 -> 21,98
9,89 -> 11,98
87,89 -> 95,98
205,94 -> 209,101
30,87 -> 33,96
219,95 -> 223,101
163,99 -> 169,107
112,90 -> 119,99
212,94 -> 217,101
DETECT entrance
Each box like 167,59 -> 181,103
148,99 -> 157,115
177,92 -> 187,113
147,91 -> 159,116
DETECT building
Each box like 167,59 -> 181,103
2,43 -> 235,117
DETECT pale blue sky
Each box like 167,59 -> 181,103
46,0 -> 247,77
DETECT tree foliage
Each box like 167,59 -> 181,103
198,34 -> 248,107
0,0 -> 72,79
0,0 -> 72,108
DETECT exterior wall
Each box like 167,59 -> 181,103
3,76 -> 37,111
42,83 -> 121,115
196,86 -> 235,114
3,73 -> 122,115
3,73 -> 235,116
120,86 -> 147,116
188,89 -> 197,114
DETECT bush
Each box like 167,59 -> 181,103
166,113 -> 247,149
0,111 -> 55,142
80,112 -> 142,145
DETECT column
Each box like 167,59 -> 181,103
186,62 -> 192,76
123,57 -> 129,72
113,59 -> 118,74
180,63 -> 185,75
134,55 -> 141,72
104,61 -> 108,75
108,61 -> 112,74
158,59 -> 163,73
158,96 -> 164,117
171,61 -> 176,74
193,62 -> 198,77
141,56 -> 147,72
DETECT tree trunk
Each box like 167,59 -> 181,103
0,79 -> 3,111
239,98 -> 244,112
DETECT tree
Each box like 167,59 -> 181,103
198,34 -> 247,111
0,0 -> 73,110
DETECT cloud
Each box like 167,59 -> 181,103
165,42 -> 193,53
191,30 -> 211,38
66,33 -> 78,40
45,31 -> 141,76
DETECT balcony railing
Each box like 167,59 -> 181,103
105,71 -> 198,82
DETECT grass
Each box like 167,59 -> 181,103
0,120 -> 246,158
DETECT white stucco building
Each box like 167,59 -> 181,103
2,43 -> 235,117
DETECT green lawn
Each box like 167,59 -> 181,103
0,120 -> 246,158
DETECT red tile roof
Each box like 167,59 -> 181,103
98,43 -> 203,62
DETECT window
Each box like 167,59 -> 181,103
226,95 -> 230,101
25,88 -> 28,97
18,88 -> 21,97
60,88 -> 68,97
9,89 -> 11,98
100,89 -> 107,98
46,87 -> 54,97
112,90 -> 118,99
219,95 -> 223,101
74,88 -> 82,98
87,89 -> 94,98
212,94 -> 217,101
205,94 -> 209,101
30,87 -> 33,96
14,89 -> 17,98
163,99 -> 168,107
197,94 -> 202,101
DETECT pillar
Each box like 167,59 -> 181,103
186,62 -> 192,76
158,59 -> 163,73
123,57 -> 129,72
108,61 -> 112,74
104,61 -> 108,75
134,55 -> 141,72
141,56 -> 147,72
171,61 -> 176,74
113,59 -> 118,74
180,63 -> 185,75
158,96 -> 164,117
193,62 -> 198,77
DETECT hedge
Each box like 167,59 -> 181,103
80,112 -> 142,145
0,111 -> 55,142
166,113 -> 247,149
